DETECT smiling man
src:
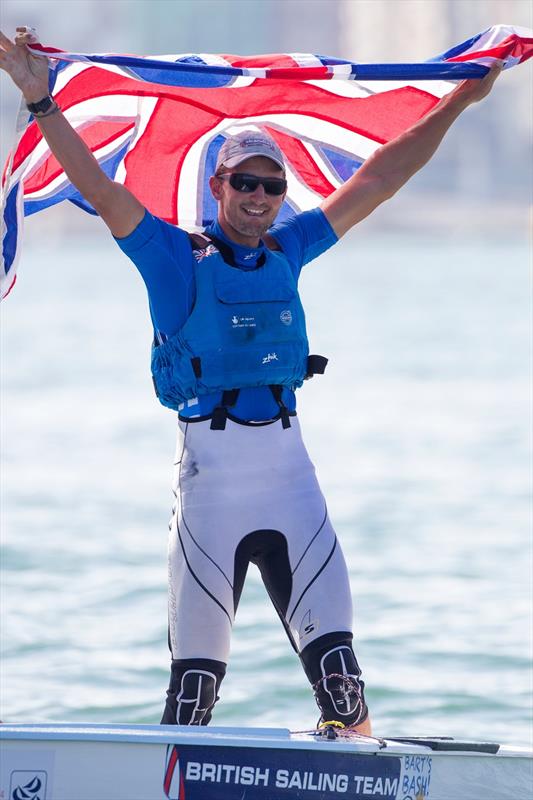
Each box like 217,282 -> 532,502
0,26 -> 501,733
212,135 -> 287,240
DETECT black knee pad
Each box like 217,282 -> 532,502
161,658 -> 226,726
300,632 -> 368,726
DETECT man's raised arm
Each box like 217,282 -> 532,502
0,28 -> 144,238
321,65 -> 502,239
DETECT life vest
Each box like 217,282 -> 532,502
151,233 -> 327,426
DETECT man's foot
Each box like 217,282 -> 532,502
317,720 -> 346,740
318,716 -> 373,738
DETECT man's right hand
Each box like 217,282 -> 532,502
1,27 -> 145,239
0,28 -> 49,103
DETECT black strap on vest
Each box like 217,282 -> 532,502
210,386 -> 292,430
210,389 -> 240,430
269,385 -> 291,429
191,357 -> 202,378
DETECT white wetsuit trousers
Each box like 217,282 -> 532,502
167,416 -> 353,660
163,415 -> 367,726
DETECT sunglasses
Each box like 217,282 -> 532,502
217,172 -> 287,196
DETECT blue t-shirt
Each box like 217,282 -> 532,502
114,208 -> 337,420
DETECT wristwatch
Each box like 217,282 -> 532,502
26,95 -> 57,116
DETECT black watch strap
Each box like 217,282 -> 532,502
27,95 -> 55,115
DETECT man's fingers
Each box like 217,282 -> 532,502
15,34 -> 37,47
481,61 -> 503,92
455,59 -> 503,105
485,60 -> 503,79
487,61 -> 503,76
0,30 -> 15,51
15,26 -> 38,46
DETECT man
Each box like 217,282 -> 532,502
0,28 -> 500,734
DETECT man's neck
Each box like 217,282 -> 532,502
206,220 -> 265,269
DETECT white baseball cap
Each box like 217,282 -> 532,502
215,130 -> 285,172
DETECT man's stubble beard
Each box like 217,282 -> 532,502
229,208 -> 277,239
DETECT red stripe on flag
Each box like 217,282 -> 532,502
12,65 -> 440,223
10,101 -> 135,178
53,66 -> 439,146
53,65 -> 165,106
23,120 -> 135,194
223,54 -> 302,69
121,96 -> 222,224
265,126 -> 336,197
1,275 -> 16,299
30,43 -> 66,55
265,67 -> 331,80
447,34 -> 533,64
9,124 -> 43,177
224,54 -> 332,80
2,155 -> 12,186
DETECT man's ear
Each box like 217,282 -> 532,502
209,175 -> 223,201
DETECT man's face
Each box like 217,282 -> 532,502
209,156 -> 287,245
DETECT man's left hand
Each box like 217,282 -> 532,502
448,61 -> 503,109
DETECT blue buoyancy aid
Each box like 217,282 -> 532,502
151,235 -> 314,412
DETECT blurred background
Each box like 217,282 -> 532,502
1,0 -> 532,746
1,0 -> 532,231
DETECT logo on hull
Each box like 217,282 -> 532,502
164,745 -> 186,799
10,772 -> 47,800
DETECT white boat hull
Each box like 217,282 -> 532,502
1,723 -> 531,800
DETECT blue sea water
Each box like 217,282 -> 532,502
1,229 -> 531,747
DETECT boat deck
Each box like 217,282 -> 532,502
1,722 -> 531,799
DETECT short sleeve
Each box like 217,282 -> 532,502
113,211 -> 195,336
268,207 -> 338,279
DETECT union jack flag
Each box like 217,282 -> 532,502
1,24 -> 532,299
